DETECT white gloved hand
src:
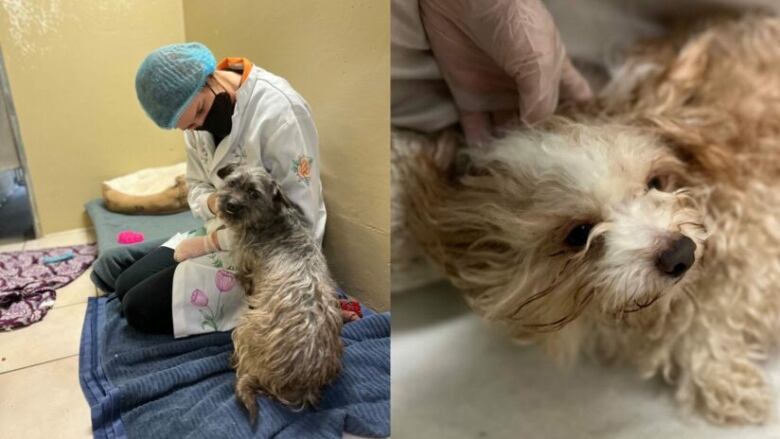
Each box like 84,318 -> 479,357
420,0 -> 593,146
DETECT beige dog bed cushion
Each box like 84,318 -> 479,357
102,162 -> 189,215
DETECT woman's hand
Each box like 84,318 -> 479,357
420,0 -> 592,146
174,233 -> 220,262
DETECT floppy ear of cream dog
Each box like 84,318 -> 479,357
398,14 -> 780,426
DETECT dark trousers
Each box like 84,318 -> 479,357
113,246 -> 177,334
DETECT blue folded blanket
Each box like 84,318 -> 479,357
79,294 -> 390,439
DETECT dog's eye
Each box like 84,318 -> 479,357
565,223 -> 593,248
647,175 -> 665,191
249,190 -> 261,199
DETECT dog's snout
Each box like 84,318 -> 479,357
224,200 -> 241,213
656,236 -> 696,277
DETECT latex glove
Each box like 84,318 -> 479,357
174,234 -> 220,262
419,0 -> 593,146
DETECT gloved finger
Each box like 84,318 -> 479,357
490,109 -> 519,135
559,58 -> 593,103
459,111 -> 493,147
454,0 -> 565,125
419,0 -> 518,113
468,0 -> 561,79
517,80 -> 559,127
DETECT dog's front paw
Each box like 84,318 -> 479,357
687,360 -> 771,425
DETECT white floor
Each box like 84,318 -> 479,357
0,228 -> 97,439
392,281 -> 780,439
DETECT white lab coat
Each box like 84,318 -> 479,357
391,0 -> 458,133
185,65 -> 326,246
164,65 -> 326,338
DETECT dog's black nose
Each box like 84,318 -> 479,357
656,236 -> 696,277
224,200 -> 240,214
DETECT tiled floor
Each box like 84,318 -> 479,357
0,228 -> 97,439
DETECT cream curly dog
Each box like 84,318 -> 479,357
399,15 -> 780,424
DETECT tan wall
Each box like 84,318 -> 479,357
0,0 -> 187,234
183,0 -> 390,310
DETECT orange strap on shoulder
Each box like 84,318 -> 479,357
216,57 -> 254,85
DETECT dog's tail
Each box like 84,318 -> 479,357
235,373 -> 260,424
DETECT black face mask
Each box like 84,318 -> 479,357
198,85 -> 234,147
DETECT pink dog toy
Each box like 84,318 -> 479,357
117,230 -> 145,245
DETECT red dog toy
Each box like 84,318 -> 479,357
339,299 -> 363,319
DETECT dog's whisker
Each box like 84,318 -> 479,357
521,287 -> 595,332
622,293 -> 663,314
677,221 -> 705,229
509,284 -> 558,320
509,258 -> 582,320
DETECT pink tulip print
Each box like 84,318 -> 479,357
190,289 -> 209,307
215,270 -> 236,293
190,287 -> 222,331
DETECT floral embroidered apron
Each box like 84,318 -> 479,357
163,228 -> 248,338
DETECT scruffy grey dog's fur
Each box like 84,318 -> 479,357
216,164 -> 343,423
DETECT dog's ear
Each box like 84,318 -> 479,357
272,183 -> 292,208
272,183 -> 308,222
217,163 -> 238,180
642,111 -> 738,184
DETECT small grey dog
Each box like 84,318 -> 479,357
216,164 -> 343,423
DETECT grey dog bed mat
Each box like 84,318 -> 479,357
85,198 -> 203,254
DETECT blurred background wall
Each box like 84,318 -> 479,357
0,0 -> 186,234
